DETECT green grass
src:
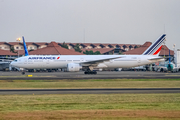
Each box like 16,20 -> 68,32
1,78 -> 180,82
0,79 -> 180,119
0,79 -> 180,89
0,94 -> 180,112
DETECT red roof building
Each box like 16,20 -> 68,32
81,48 -> 116,55
0,49 -> 18,56
0,42 -> 12,50
29,41 -> 84,55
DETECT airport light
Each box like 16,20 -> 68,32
17,37 -> 21,42
16,37 -> 21,58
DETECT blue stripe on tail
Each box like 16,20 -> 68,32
148,37 -> 165,55
22,36 -> 29,56
143,34 -> 166,55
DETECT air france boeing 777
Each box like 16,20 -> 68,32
11,34 -> 166,74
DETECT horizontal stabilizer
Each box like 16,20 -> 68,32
148,57 -> 164,61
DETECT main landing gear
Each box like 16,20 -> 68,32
84,71 -> 97,74
22,71 -> 25,75
83,67 -> 97,74
21,69 -> 26,75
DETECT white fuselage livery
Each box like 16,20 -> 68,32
11,55 -> 162,69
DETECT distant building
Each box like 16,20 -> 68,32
81,48 -> 123,55
29,42 -> 84,55
63,43 -> 141,51
82,48 -> 115,55
0,42 -> 11,50
0,40 -> 173,57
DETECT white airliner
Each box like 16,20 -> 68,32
10,34 -> 166,74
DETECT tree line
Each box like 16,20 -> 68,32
61,42 -> 101,55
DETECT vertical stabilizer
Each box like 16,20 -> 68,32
142,34 -> 166,55
22,36 -> 29,56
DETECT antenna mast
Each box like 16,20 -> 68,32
83,28 -> 85,43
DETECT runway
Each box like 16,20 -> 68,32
0,71 -> 180,80
0,88 -> 180,95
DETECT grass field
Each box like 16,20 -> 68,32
0,79 -> 180,89
0,94 -> 180,120
0,79 -> 180,120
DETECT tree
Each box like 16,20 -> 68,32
10,46 -> 17,54
74,44 -> 82,53
83,50 -> 101,55
61,42 -> 69,49
29,49 -> 34,52
119,51 -> 123,55
94,51 -> 101,55
88,50 -> 94,55
83,50 -> 89,55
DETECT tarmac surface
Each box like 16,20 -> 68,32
0,71 -> 180,80
0,71 -> 179,95
0,88 -> 180,95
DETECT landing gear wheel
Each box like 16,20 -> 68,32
84,71 -> 97,74
22,71 -> 25,75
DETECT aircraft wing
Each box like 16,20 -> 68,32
80,56 -> 122,66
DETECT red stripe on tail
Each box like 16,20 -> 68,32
153,45 -> 162,55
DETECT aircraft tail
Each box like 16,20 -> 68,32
22,36 -> 29,56
142,34 -> 166,55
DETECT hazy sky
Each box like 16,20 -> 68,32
0,0 -> 180,49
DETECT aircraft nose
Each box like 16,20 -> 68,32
10,61 -> 14,66
10,61 -> 17,67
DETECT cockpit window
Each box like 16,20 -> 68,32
14,60 -> 18,62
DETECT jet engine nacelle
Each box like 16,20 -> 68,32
166,63 -> 174,71
67,63 -> 82,72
